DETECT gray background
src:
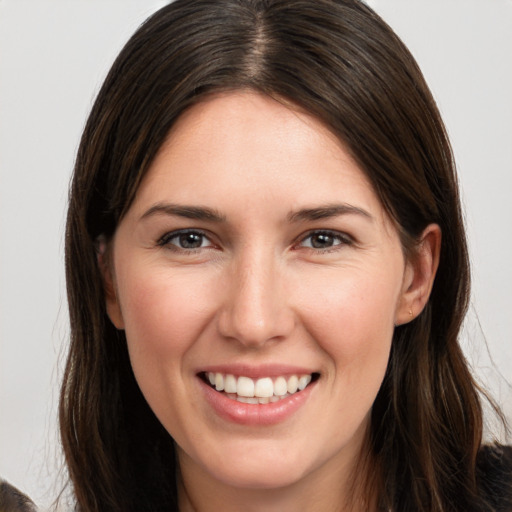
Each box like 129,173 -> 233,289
1,1 -> 511,509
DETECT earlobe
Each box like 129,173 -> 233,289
96,237 -> 125,330
395,224 -> 441,326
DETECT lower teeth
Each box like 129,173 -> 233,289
224,392 -> 291,404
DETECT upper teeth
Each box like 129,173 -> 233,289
206,372 -> 312,398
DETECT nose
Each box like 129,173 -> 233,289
217,248 -> 295,347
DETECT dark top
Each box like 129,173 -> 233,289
477,444 -> 512,511
0,479 -> 37,512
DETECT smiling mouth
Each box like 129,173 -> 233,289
200,372 -> 320,404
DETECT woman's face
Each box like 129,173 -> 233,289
106,92 -> 419,493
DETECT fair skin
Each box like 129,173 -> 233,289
103,91 -> 440,512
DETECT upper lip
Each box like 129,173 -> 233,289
197,364 -> 318,379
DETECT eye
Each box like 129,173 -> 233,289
158,229 -> 213,250
298,230 -> 352,250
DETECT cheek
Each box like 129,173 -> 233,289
299,267 -> 399,381
116,264 -> 218,374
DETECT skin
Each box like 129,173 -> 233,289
103,91 -> 440,512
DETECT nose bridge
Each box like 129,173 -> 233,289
218,243 -> 293,346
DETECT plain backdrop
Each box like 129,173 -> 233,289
1,1 -> 511,509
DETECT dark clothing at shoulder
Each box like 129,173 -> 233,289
0,480 -> 37,512
477,444 -> 512,511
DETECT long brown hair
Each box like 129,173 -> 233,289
62,1 -> 505,510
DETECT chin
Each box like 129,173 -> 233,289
207,459 -> 308,490
178,437 -> 317,491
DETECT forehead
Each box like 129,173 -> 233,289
160,91 -> 350,174
129,91 -> 391,228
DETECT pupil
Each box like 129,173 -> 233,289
180,233 -> 202,248
312,233 -> 332,248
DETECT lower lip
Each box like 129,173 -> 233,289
199,377 -> 315,426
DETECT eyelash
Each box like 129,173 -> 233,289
295,230 -> 354,252
157,229 -> 353,253
157,229 -> 214,253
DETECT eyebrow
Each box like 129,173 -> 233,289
140,203 -> 226,222
287,204 -> 373,223
140,202 -> 372,224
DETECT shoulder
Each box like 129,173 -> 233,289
0,479 -> 38,512
477,444 -> 512,511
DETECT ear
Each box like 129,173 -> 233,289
96,237 -> 125,330
395,224 -> 441,325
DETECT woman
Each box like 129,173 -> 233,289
60,0 -> 511,511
